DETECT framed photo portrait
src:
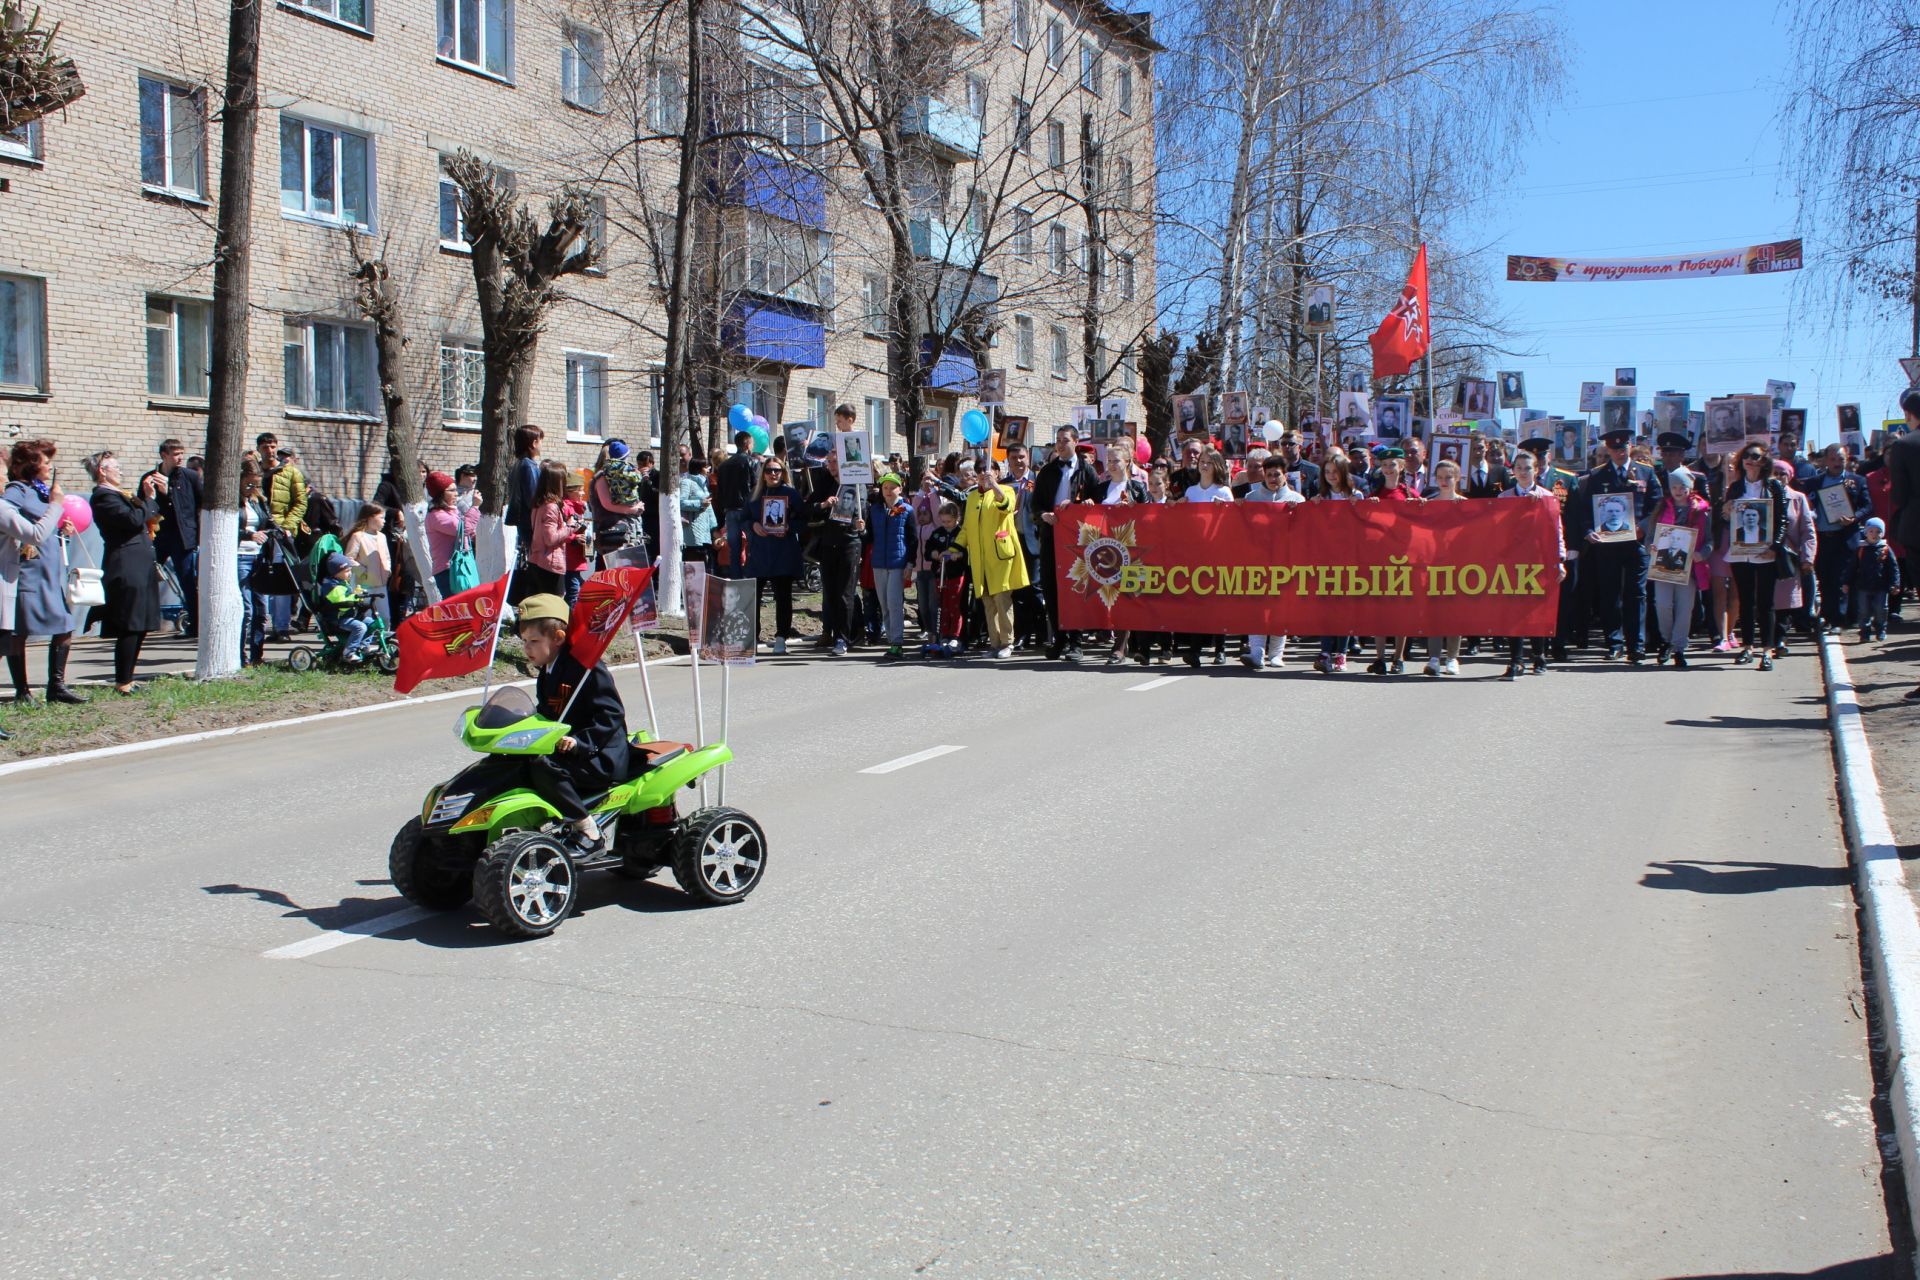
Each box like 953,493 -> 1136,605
1172,394 -> 1207,435
1778,407 -> 1808,446
1337,389 -> 1371,433
1704,399 -> 1745,450
1373,396 -> 1411,440
1728,497 -> 1774,558
998,415 -> 1030,451
1553,420 -> 1585,468
915,418 -> 942,455
1766,378 -> 1795,410
1305,282 -> 1336,334
1220,390 -> 1250,427
978,368 -> 1007,407
1497,370 -> 1527,409
1100,396 -> 1127,423
1433,436 -> 1469,470
1740,394 -> 1773,442
1648,522 -> 1698,585
1600,395 -> 1635,440
1579,381 -> 1605,413
783,421 -> 812,458
1455,378 -> 1495,418
1838,403 -> 1863,438
1071,404 -> 1099,430
1591,492 -> 1638,543
1614,367 -> 1638,388
835,431 -> 873,484
1653,394 -> 1690,439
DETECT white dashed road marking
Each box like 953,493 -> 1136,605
1127,676 -> 1186,692
263,906 -> 436,960
859,745 -> 967,775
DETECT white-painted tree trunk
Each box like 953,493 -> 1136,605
476,513 -> 516,583
656,508 -> 684,618
399,500 -> 437,604
195,508 -> 242,679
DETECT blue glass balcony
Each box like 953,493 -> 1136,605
901,97 -> 981,162
723,297 -> 827,368
909,214 -> 984,268
919,0 -> 982,38
714,149 -> 827,229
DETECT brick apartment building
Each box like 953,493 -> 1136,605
0,0 -> 1157,498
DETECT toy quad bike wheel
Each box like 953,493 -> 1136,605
287,646 -> 317,672
670,807 -> 767,905
388,817 -> 473,910
473,830 -> 578,938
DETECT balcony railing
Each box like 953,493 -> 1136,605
901,97 -> 981,162
918,0 -> 983,38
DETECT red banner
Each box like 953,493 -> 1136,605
1054,501 -> 1561,634
566,565 -> 655,669
393,574 -> 511,693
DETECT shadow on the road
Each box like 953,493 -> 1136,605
1656,1257 -> 1900,1278
1639,860 -> 1849,894
1666,714 -> 1829,731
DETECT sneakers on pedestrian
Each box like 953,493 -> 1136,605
993,646 -> 1012,659
1442,657 -> 1461,677
1241,654 -> 1263,670
885,645 -> 903,658
1423,658 -> 1440,677
832,639 -> 848,656
773,638 -> 788,655
1333,654 -> 1347,672
1266,653 -> 1285,669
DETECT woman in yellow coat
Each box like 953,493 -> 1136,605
956,464 -> 1031,657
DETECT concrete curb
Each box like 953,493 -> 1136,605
0,654 -> 688,779
1820,634 -> 1920,1255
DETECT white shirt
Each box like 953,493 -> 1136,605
1053,459 -> 1076,509
1185,483 -> 1233,503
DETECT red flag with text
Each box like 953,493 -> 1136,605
1054,499 -> 1561,635
392,574 -> 511,694
1369,243 -> 1430,377
566,565 -> 656,670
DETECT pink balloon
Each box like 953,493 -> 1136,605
1134,436 -> 1151,465
61,493 -> 92,534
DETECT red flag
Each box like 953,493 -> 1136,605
565,565 -> 656,670
392,574 -> 511,694
1369,243 -> 1430,377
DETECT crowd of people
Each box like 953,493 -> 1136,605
6,387 -> 1920,744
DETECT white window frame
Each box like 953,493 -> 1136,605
0,272 -> 48,396
1045,17 -> 1063,69
138,75 -> 207,199
727,213 -> 834,309
966,73 -> 988,122
646,63 -> 686,135
1046,118 -> 1065,170
1009,0 -> 1029,48
1012,206 -> 1033,259
565,350 -> 609,441
279,113 -> 375,231
1049,323 -> 1069,379
866,396 -> 890,456
439,339 -> 485,428
735,376 -> 780,425
1014,314 -> 1034,370
1113,155 -> 1133,211
283,317 -> 379,419
861,272 -> 887,336
1120,350 -> 1137,392
1120,251 -> 1135,300
0,119 -> 42,164
562,23 -> 605,110
146,295 -> 212,402
807,388 -> 834,435
1049,223 -> 1068,274
1012,97 -> 1032,154
1118,64 -> 1134,115
1080,41 -> 1102,95
437,0 -> 514,81
283,0 -> 371,33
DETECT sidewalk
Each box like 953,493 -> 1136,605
17,626 -> 305,689
1838,624 -> 1920,895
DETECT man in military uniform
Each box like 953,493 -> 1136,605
1573,425 -> 1658,661
1653,432 -> 1707,498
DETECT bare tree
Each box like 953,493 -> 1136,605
445,150 -> 601,576
0,2 -> 83,130
345,230 -> 435,603
193,0 -> 262,679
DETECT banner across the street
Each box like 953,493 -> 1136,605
1054,502 -> 1562,635
1506,238 -> 1802,283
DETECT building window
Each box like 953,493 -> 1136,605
965,186 -> 986,238
1080,41 -> 1102,95
139,76 -> 206,198
279,114 -> 374,229
439,340 -> 484,425
145,296 -> 211,400
1118,64 -> 1133,114
866,397 -> 890,455
1012,98 -> 1031,154
735,377 -> 780,424
1049,323 -> 1068,378
861,272 -> 887,335
966,74 -> 988,122
746,68 -> 824,151
565,352 -> 608,439
1120,252 -> 1135,300
438,162 -> 510,251
1009,0 -> 1028,47
586,194 -> 608,264
1045,17 -> 1063,68
284,0 -> 369,31
562,24 -> 604,110
1120,350 -> 1137,392
437,0 -> 513,79
1113,155 -> 1133,210
1014,314 -> 1034,369
647,206 -> 679,290
647,63 -> 685,134
1049,223 -> 1067,273
1046,118 -> 1065,169
728,214 -> 833,309
0,273 -> 47,395
0,119 -> 42,163
284,318 -> 377,417
807,388 -> 833,434
1012,207 -> 1033,258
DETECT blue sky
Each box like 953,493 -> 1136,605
1466,0 -> 1904,444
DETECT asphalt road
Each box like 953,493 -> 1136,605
0,647 -> 1899,1277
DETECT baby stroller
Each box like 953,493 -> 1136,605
281,540 -> 399,674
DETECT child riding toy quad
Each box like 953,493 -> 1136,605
390,684 -> 767,938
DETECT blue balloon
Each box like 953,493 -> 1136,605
728,403 -> 754,432
961,409 -> 992,446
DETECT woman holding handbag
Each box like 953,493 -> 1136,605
84,450 -> 163,694
1,438 -> 84,704
424,471 -> 480,598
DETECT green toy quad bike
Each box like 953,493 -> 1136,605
390,686 -> 766,938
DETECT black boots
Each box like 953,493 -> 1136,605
6,649 -> 29,703
45,636 -> 87,705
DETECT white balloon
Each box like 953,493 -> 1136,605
1262,419 -> 1285,442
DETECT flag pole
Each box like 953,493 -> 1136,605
479,563 -> 515,706
690,633 -> 707,806
634,630 -> 659,736
717,659 -> 730,806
